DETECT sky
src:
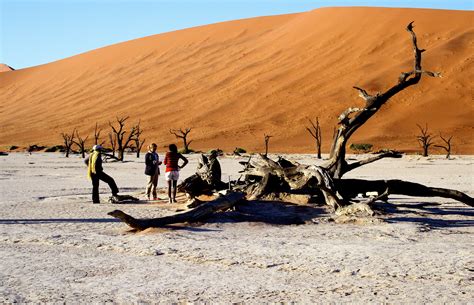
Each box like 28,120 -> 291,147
1,0 -> 472,69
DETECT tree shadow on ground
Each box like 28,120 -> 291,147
376,201 -> 474,229
0,218 -> 219,232
0,218 -> 120,224
204,200 -> 328,225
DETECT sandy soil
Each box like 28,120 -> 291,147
0,152 -> 473,303
0,7 -> 473,153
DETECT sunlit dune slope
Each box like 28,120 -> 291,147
0,64 -> 14,72
1,7 -> 473,153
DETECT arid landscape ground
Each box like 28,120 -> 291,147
0,153 -> 473,303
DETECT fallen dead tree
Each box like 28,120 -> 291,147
108,192 -> 246,230
109,23 -> 472,230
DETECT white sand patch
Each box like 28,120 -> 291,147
0,152 -> 473,303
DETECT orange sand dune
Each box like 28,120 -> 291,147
1,7 -> 473,154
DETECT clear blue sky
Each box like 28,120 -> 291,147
1,0 -> 472,69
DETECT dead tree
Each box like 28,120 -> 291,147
435,133 -> 453,159
94,123 -> 105,146
111,153 -> 473,230
264,134 -> 272,157
170,128 -> 193,153
60,128 -> 76,158
133,120 -> 146,158
416,123 -> 435,157
73,130 -> 89,158
237,154 -> 473,207
109,116 -> 138,161
108,192 -> 246,230
325,22 -> 440,179
108,132 -> 117,157
306,117 -> 322,159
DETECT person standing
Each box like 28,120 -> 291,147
163,144 -> 188,203
86,145 -> 119,204
144,143 -> 162,200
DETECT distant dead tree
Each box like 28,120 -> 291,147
306,117 -> 322,159
60,128 -> 76,158
94,123 -> 105,146
170,128 -> 193,153
108,132 -> 117,157
264,134 -> 272,157
73,130 -> 89,158
416,123 -> 435,157
134,120 -> 146,158
435,133 -> 453,159
109,116 -> 138,161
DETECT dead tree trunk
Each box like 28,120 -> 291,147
108,132 -> 117,157
325,22 -> 440,178
134,120 -> 145,158
239,154 -> 473,209
108,192 -> 246,230
335,179 -> 473,207
61,128 -> 76,158
435,133 -> 453,159
416,123 -> 434,157
94,123 -> 105,146
264,134 -> 272,157
72,130 -> 89,158
170,128 -> 193,153
306,117 -> 322,159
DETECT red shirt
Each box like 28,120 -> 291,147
163,152 -> 183,172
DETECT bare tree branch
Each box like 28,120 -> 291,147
306,117 -> 322,159
325,22 -> 440,178
61,128 -> 76,158
133,120 -> 145,158
94,122 -> 105,146
72,130 -> 89,158
434,133 -> 453,159
170,127 -> 193,153
345,150 -> 403,172
109,116 -> 138,161
416,123 -> 435,157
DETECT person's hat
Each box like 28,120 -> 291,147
93,145 -> 102,151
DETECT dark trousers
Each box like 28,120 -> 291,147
91,172 -> 119,203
